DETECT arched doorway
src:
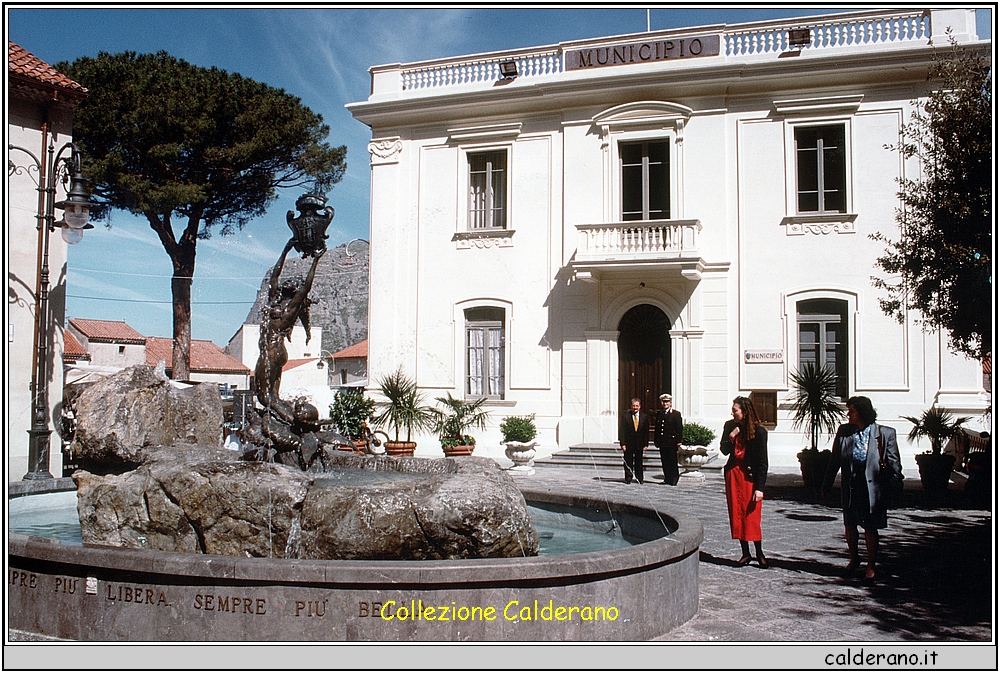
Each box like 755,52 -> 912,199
618,304 -> 672,416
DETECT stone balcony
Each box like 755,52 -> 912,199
570,220 -> 709,281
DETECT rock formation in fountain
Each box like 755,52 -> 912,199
74,448 -> 538,559
66,365 -> 539,560
69,365 -> 223,467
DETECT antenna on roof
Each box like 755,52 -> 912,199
647,9 -> 651,32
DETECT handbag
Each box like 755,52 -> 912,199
875,424 -> 903,506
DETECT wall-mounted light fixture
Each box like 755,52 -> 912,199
787,28 -> 812,49
498,60 -> 519,80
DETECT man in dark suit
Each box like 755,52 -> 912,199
653,393 -> 684,485
619,397 -> 651,484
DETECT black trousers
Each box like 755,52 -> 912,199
659,444 -> 679,485
624,446 -> 644,483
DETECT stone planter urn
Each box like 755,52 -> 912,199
504,441 -> 538,476
677,445 -> 718,485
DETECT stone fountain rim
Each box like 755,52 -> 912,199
8,479 -> 702,588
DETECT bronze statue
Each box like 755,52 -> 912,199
240,191 -> 351,468
253,238 -> 324,424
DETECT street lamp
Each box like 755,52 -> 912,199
9,140 -> 94,479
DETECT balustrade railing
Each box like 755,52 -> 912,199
725,10 -> 929,56
391,10 -> 935,93
576,220 -> 701,260
401,49 -> 561,90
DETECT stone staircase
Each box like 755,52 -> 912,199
534,443 -> 722,471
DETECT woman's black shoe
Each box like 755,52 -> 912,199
737,555 -> 752,566
756,554 -> 769,569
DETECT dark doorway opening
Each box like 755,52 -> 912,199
618,304 -> 672,417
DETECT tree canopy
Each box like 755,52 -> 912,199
59,51 -> 346,379
871,42 -> 992,362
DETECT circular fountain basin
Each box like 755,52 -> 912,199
8,479 -> 701,641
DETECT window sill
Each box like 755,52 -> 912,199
453,229 -> 515,249
467,398 -> 517,407
781,213 -> 857,235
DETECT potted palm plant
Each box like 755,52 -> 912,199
903,407 -> 970,498
500,414 -> 538,473
433,393 -> 491,457
789,363 -> 844,495
329,388 -> 375,454
372,368 -> 435,457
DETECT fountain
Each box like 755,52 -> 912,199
9,479 -> 700,641
8,192 -> 701,639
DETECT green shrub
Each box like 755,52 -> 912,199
500,414 -> 537,443
682,422 -> 716,447
329,388 -> 375,440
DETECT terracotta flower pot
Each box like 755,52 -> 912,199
442,444 -> 475,457
383,441 -> 416,457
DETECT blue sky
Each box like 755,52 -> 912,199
8,6 -> 993,347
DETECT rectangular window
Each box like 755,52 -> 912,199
750,391 -> 778,428
795,125 -> 846,213
468,150 -> 507,229
465,307 -> 505,399
797,299 -> 848,398
621,140 -> 670,221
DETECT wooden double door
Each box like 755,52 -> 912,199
618,304 -> 672,420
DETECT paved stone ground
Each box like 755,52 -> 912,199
519,463 -> 993,642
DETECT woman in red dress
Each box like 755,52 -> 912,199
720,396 -> 770,568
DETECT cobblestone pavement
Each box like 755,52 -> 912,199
519,464 -> 993,642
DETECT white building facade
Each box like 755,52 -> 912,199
348,9 -> 990,465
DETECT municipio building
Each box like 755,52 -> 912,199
348,8 -> 991,467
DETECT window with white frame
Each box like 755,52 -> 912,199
465,307 -> 504,399
795,125 -> 846,214
620,140 -> 670,221
468,150 -> 507,229
797,298 -> 848,398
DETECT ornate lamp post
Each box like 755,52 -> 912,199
9,140 -> 94,479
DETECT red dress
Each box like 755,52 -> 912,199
724,436 -> 762,542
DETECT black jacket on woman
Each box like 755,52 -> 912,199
719,420 -> 769,491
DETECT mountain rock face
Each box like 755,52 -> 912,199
243,240 -> 369,357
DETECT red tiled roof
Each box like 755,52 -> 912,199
145,337 -> 250,374
69,318 -> 146,344
332,339 -> 368,359
8,42 -> 86,93
282,358 -> 318,372
62,330 -> 90,360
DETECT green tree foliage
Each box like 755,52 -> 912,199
59,51 -> 346,379
871,42 -> 991,361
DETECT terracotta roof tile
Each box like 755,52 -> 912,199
8,41 -> 86,93
69,318 -> 146,344
145,337 -> 250,374
282,358 -> 319,372
62,330 -> 90,360
332,339 -> 368,359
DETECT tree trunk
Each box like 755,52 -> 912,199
171,272 -> 192,381
147,211 -> 199,382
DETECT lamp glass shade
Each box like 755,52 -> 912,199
62,203 -> 90,229
61,226 -> 84,245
